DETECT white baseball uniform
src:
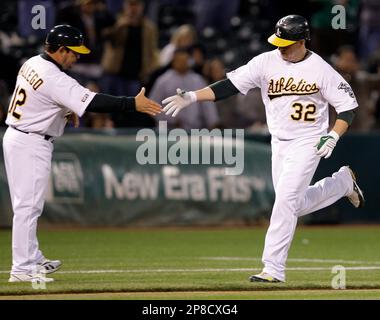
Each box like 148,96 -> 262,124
3,54 -> 95,274
227,49 -> 358,281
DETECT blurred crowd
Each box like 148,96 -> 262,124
1,0 -> 380,133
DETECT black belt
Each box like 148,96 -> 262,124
11,126 -> 53,142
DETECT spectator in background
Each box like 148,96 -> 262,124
88,112 -> 115,129
104,0 -> 124,15
334,45 -> 361,82
101,0 -> 159,127
147,24 -> 204,93
192,0 -> 240,33
332,45 -> 376,131
144,0 -> 193,24
364,56 -> 380,129
150,48 -> 219,130
358,0 -> 380,61
204,57 -> 267,131
204,57 -> 244,129
159,24 -> 197,67
56,0 -> 115,80
236,89 -> 268,134
191,42 -> 207,76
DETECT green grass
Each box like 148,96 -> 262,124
0,226 -> 380,299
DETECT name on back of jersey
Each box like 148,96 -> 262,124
268,77 -> 319,100
18,62 -> 44,91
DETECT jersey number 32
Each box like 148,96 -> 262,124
291,102 -> 316,122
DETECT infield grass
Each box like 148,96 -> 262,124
0,226 -> 380,299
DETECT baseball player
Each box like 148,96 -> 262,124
162,15 -> 365,283
3,25 -> 161,283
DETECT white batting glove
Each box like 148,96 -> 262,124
315,130 -> 340,159
162,88 -> 197,117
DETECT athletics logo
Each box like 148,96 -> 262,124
268,77 -> 319,100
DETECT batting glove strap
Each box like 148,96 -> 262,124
162,88 -> 197,117
315,130 -> 340,159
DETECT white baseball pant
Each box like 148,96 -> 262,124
3,126 -> 53,274
261,135 -> 353,282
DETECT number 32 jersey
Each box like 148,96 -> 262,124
6,54 -> 96,137
227,49 -> 358,140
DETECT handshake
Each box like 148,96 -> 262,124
162,88 -> 197,117
135,87 -> 195,117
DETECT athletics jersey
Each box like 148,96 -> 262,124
6,54 -> 96,137
227,49 -> 358,140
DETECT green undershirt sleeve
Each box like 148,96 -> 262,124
337,109 -> 356,125
209,79 -> 240,101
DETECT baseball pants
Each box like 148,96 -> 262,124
3,127 -> 53,274
261,135 -> 353,282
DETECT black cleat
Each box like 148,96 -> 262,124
346,166 -> 365,208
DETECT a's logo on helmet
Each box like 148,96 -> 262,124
276,29 -> 282,37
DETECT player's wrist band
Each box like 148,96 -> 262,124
187,91 -> 197,103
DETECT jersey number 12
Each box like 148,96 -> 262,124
8,85 -> 27,120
